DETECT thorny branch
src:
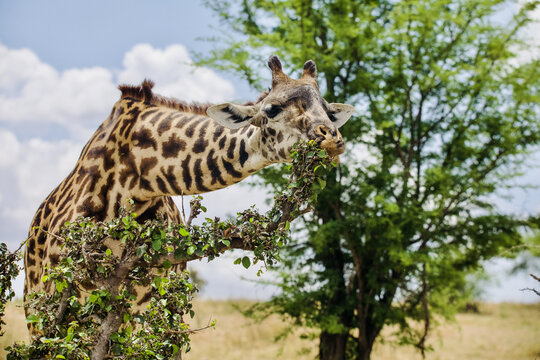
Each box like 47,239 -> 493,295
520,273 -> 540,297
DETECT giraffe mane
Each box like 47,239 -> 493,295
118,79 -> 269,115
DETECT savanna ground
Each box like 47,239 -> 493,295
1,299 -> 538,359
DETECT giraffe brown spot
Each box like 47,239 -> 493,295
162,165 -> 183,194
207,150 -> 226,186
137,291 -> 153,305
193,120 -> 210,153
277,131 -> 284,143
42,203 -> 52,219
239,140 -> 249,167
227,138 -> 237,159
158,114 -> 173,135
138,198 -> 166,222
125,99 -> 136,108
175,114 -> 197,130
181,155 -> 192,191
75,166 -> 100,194
140,157 -> 158,175
120,107 -> 141,137
162,133 -> 186,158
113,105 -> 125,120
218,136 -> 227,150
279,148 -> 286,158
50,253 -> 60,266
132,128 -> 158,150
192,137 -> 208,154
240,126 -> 250,134
29,270 -> 37,284
77,197 -> 105,220
49,254 -> 60,266
140,108 -> 159,121
139,157 -> 158,191
119,152 -> 138,188
149,111 -> 164,125
87,145 -> 116,171
37,234 -> 47,245
28,238 -> 36,254
222,159 -> 243,178
26,256 -> 36,267
185,121 -> 198,137
156,176 -> 168,194
194,159 -> 210,192
80,279 -> 97,291
213,126 -> 225,142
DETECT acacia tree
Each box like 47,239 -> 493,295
199,0 -> 540,359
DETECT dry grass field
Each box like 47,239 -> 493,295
1,300 -> 538,359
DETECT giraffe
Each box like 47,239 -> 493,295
24,55 -> 354,328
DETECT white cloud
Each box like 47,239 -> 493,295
0,43 -> 235,140
0,130 -> 82,247
0,44 -> 117,137
117,44 -> 235,103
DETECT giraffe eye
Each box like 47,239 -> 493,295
327,111 -> 337,122
265,105 -> 281,119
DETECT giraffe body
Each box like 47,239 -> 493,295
24,57 -> 354,334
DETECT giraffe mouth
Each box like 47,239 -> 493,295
320,139 -> 345,157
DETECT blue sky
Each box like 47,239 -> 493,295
0,0 -> 539,302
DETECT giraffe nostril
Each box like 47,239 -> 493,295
316,125 -> 329,137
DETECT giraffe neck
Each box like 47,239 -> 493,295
125,105 -> 271,200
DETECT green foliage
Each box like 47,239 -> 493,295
1,141 -> 333,359
0,242 -> 21,335
200,0 -> 540,358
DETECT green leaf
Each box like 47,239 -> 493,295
179,227 -> 190,237
152,240 -> 162,251
187,245 -> 196,255
242,256 -> 251,269
221,239 -> 231,246
26,314 -> 39,323
55,281 -> 65,293
105,248 -> 112,256
136,245 -> 147,258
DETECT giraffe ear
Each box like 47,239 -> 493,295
328,103 -> 355,128
207,103 -> 257,129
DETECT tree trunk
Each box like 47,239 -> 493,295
356,332 -> 376,360
319,331 -> 347,360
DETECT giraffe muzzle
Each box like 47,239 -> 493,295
313,125 -> 345,156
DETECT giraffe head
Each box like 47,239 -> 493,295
207,56 -> 354,162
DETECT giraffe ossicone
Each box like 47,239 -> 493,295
23,56 -> 355,331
